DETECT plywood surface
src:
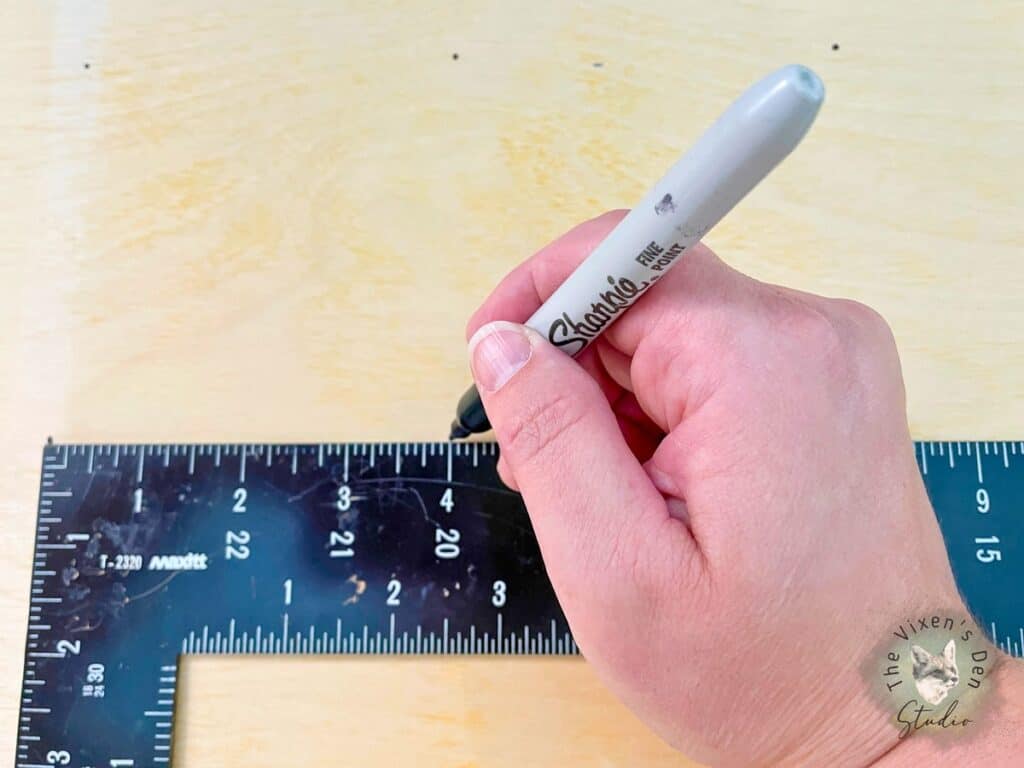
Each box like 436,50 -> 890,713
2,1 -> 1022,765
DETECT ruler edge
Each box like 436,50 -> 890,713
13,445 -> 56,765
16,440 -> 566,763
36,439 -> 1024,448
16,440 -> 1023,760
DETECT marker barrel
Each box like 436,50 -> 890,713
451,65 -> 824,438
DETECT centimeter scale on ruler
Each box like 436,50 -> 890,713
17,441 -> 1023,768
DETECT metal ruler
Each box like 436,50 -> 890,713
16,441 -> 1022,767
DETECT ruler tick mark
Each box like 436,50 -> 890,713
18,439 -> 1021,757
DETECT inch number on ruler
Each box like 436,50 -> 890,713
18,440 -> 1022,768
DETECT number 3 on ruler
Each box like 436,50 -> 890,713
337,485 -> 352,511
492,580 -> 507,607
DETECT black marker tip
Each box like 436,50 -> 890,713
449,421 -> 471,440
450,384 -> 491,439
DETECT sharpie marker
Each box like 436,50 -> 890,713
449,64 -> 825,439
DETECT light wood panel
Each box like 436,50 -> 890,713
2,1 -> 1021,765
176,657 -> 683,766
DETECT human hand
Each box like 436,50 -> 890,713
464,211 -> 1020,766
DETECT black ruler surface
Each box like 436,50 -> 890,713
16,441 -> 1023,768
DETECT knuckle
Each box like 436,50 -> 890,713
501,391 -> 589,468
835,298 -> 897,346
774,295 -> 847,358
832,299 -> 905,400
768,293 -> 899,376
762,292 -> 875,390
828,299 -> 900,371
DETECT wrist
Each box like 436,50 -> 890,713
872,654 -> 1024,767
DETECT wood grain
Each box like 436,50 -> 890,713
2,1 -> 1021,765
177,657 -> 683,766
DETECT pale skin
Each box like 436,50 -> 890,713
465,211 -> 1024,767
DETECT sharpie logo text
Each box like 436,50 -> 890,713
547,275 -> 650,355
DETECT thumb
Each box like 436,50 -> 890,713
468,321 -> 688,615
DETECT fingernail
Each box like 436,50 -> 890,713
468,321 -> 534,393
